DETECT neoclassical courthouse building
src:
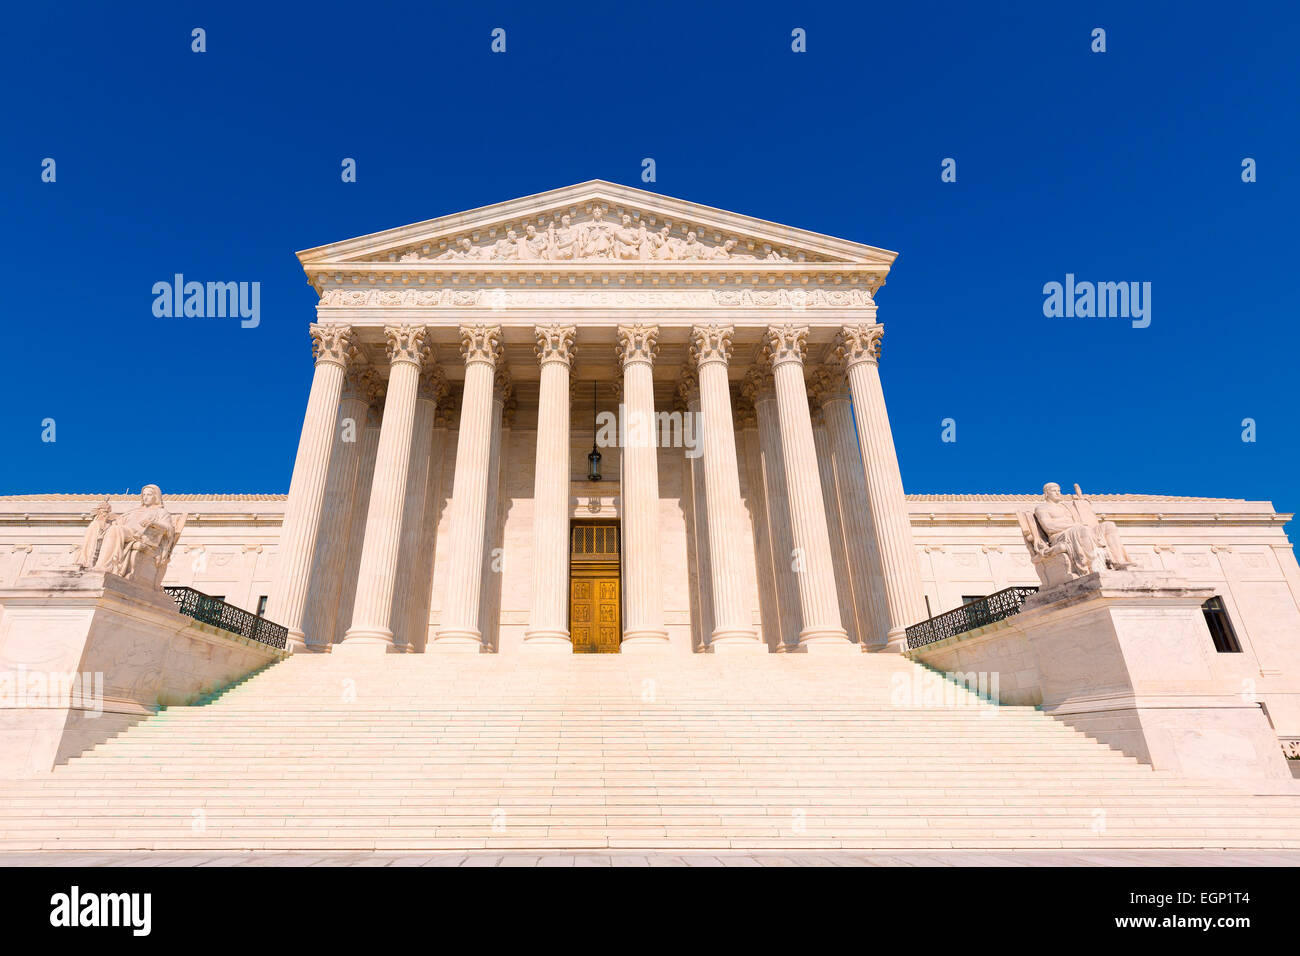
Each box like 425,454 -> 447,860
3,182 -> 1300,737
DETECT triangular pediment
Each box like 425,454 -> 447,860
296,181 -> 897,269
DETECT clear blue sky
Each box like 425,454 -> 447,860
3,2 -> 1298,519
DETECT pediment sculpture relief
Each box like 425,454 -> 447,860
395,208 -> 796,263
80,485 -> 188,589
1017,482 -> 1134,588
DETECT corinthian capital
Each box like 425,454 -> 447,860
492,365 -> 514,406
834,323 -> 884,369
616,324 -> 660,368
674,367 -> 700,412
310,323 -> 357,368
342,363 -> 383,404
689,324 -> 735,367
535,324 -> 577,367
741,364 -> 775,404
807,366 -> 849,407
763,324 -> 810,368
417,363 -> 450,403
459,324 -> 504,367
384,325 -> 432,367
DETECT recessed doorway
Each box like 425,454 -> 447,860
569,521 -> 621,653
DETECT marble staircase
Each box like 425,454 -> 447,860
3,653 -> 1299,850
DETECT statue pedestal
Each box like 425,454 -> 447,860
0,569 -> 287,777
1020,570 -> 1293,783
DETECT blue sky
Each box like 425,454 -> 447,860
3,2 -> 1298,520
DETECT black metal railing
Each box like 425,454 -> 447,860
164,586 -> 288,650
905,586 -> 1038,651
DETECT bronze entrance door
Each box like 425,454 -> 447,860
568,522 -> 621,653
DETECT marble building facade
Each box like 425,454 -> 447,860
3,182 -> 1299,734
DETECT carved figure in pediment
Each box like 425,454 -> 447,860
681,231 -> 708,260
613,215 -> 641,259
546,215 -> 580,260
434,238 -> 474,260
93,485 -> 188,588
578,207 -> 614,258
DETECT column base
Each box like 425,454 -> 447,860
285,628 -> 308,654
429,629 -> 485,653
298,638 -> 334,654
794,630 -> 861,655
707,630 -> 768,654
335,629 -> 399,656
620,630 -> 671,653
522,629 -> 573,653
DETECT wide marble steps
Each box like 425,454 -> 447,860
3,653 -> 1299,850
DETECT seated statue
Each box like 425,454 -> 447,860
1018,482 -> 1134,587
73,498 -> 115,568
92,485 -> 187,588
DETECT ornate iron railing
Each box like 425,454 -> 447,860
164,586 -> 288,650
905,586 -> 1038,651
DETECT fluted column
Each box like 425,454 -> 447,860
404,401 -> 453,652
811,407 -> 858,642
432,325 -> 504,652
677,371 -> 714,648
690,324 -> 763,652
391,365 -> 447,651
524,325 -> 577,651
743,366 -> 802,651
300,364 -> 379,651
333,404 -> 382,645
836,323 -> 927,648
477,369 -> 512,650
618,325 -> 670,650
811,366 -> 890,648
340,326 -> 432,654
267,324 -> 356,652
764,325 -> 853,652
736,393 -> 781,652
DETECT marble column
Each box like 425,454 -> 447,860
524,325 -> 577,651
736,393 -> 781,652
390,365 -> 446,652
432,325 -> 504,652
340,326 -> 432,654
811,366 -> 890,648
618,325 -> 670,650
764,325 -> 853,652
835,323 -> 927,648
690,324 -> 763,652
267,324 -> 356,652
743,366 -> 802,651
300,364 -> 378,651
677,371 -> 714,649
404,403 -> 452,653
811,409 -> 859,643
333,404 -> 382,645
477,369 -> 512,650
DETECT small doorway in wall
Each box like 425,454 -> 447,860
569,521 -> 621,653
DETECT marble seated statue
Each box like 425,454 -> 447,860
1018,482 -> 1135,588
73,498 -> 115,568
90,485 -> 187,589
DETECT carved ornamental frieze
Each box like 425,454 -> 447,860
392,206 -> 802,263
314,287 -> 879,310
